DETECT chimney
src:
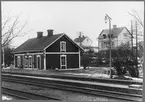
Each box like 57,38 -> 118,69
37,32 -> 43,38
47,29 -> 53,37
113,25 -> 117,28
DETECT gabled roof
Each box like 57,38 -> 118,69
98,27 -> 132,39
13,34 -> 63,53
74,36 -> 87,42
63,34 -> 84,52
13,33 -> 84,53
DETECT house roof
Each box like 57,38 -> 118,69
13,34 -> 63,53
13,33 -> 84,53
74,36 -> 87,42
98,27 -> 132,39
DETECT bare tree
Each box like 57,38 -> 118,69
2,11 -> 29,67
128,9 -> 144,28
2,11 -> 28,47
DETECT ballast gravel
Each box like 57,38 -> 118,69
2,81 -> 124,101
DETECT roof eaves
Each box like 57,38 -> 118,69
98,30 -> 104,37
12,49 -> 42,54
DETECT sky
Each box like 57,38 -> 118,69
2,1 -> 144,48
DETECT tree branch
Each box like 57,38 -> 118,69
2,11 -> 28,47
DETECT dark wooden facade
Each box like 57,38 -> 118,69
13,31 -> 83,70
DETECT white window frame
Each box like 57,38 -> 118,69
28,56 -> 32,68
60,41 -> 66,52
36,55 -> 41,70
60,55 -> 67,69
24,55 -> 28,68
103,34 -> 107,38
17,56 -> 21,67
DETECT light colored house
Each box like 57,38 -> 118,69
74,35 -> 93,52
90,46 -> 99,53
98,25 -> 133,51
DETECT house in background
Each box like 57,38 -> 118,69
74,35 -> 93,52
90,46 -> 99,53
13,29 -> 84,70
98,25 -> 133,51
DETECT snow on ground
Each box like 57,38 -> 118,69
2,67 -> 143,81
65,72 -> 110,78
2,95 -> 13,100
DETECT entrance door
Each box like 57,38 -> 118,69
37,55 -> 41,70
60,55 -> 67,69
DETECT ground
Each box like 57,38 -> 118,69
2,67 -> 143,82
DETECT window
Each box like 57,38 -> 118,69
17,56 -> 21,67
60,55 -> 67,69
28,56 -> 32,68
103,34 -> 106,38
60,41 -> 66,52
101,42 -> 105,48
36,55 -> 41,70
108,34 -> 113,38
24,55 -> 28,68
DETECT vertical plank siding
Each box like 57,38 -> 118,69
67,54 -> 79,69
46,54 -> 60,69
46,36 -> 79,52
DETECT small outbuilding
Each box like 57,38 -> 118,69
13,29 -> 84,70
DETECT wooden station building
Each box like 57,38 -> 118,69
13,29 -> 84,70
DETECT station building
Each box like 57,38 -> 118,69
13,29 -> 84,70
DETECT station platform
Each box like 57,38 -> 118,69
2,67 -> 143,83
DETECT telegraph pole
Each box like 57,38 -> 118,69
79,32 -> 82,47
105,14 -> 112,78
131,20 -> 134,62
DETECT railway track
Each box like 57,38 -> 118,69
2,71 -> 143,85
2,74 -> 142,101
2,87 -> 61,100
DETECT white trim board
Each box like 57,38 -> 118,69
79,49 -> 81,68
60,55 -> 67,69
15,53 -> 43,56
44,34 -> 64,50
15,52 -> 79,55
45,52 -> 79,54
43,50 -> 46,70
63,34 -> 84,51
44,34 -> 84,52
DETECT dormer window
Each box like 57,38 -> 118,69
108,34 -> 113,38
60,41 -> 66,52
103,34 -> 106,38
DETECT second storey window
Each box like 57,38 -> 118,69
60,41 -> 66,52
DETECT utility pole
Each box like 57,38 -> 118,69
79,32 -> 82,47
0,1 -> 1,71
105,14 -> 112,78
